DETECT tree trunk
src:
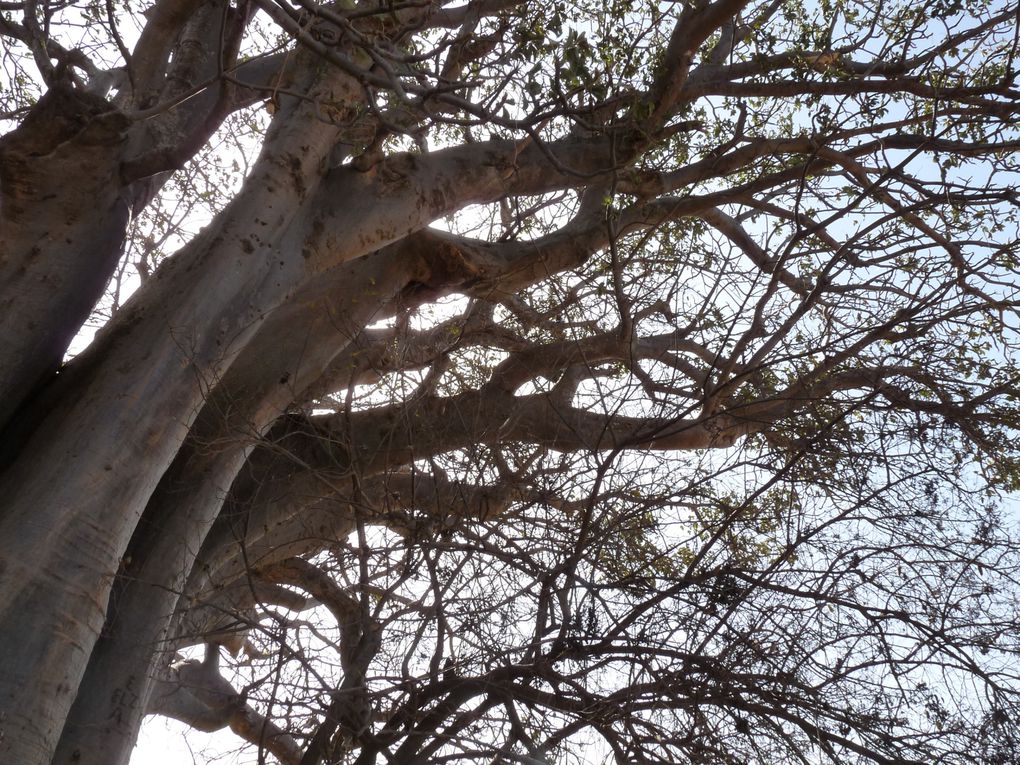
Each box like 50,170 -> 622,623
0,83 -> 131,433
51,248 -> 417,764
0,66 -> 346,758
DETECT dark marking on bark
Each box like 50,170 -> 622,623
429,187 -> 448,214
240,238 -> 254,254
288,155 -> 306,198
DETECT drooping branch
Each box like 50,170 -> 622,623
148,645 -> 303,765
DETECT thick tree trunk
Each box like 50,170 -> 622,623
51,249 -> 416,765
0,67 -> 345,758
0,84 -> 131,433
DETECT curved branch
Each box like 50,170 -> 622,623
148,646 -> 303,765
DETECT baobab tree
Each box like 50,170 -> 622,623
1,0 -> 1020,763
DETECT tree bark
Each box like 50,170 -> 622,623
50,244 -> 416,765
0,84 -> 131,433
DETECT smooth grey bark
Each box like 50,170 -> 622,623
0,0 -> 267,438
0,84 -> 131,434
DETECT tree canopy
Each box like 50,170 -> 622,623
1,0 -> 1020,763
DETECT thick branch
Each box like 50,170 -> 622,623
148,646 -> 303,765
